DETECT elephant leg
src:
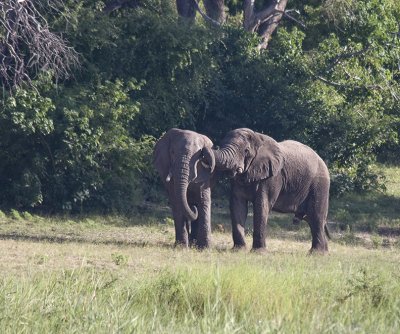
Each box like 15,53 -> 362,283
195,186 -> 212,249
173,215 -> 190,247
170,199 -> 189,247
189,220 -> 198,246
167,185 -> 189,247
306,185 -> 329,253
252,190 -> 269,250
307,219 -> 328,253
230,191 -> 248,249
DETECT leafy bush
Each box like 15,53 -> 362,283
0,0 -> 399,212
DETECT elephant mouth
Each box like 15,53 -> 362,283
228,167 -> 243,178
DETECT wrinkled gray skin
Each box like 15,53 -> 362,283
153,128 -> 215,248
214,128 -> 330,253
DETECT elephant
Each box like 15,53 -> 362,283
153,128 -> 215,248
213,128 -> 330,253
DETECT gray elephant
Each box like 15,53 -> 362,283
213,128 -> 330,253
153,128 -> 215,248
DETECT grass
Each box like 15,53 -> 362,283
0,166 -> 399,333
328,165 -> 400,235
0,238 -> 399,333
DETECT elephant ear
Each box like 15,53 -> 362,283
244,134 -> 284,182
153,132 -> 171,181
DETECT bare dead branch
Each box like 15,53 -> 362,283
312,72 -> 386,92
0,0 -> 80,89
243,0 -> 288,50
325,45 -> 373,72
193,0 -> 222,26
282,10 -> 306,28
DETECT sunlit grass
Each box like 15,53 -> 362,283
384,165 -> 400,196
1,246 -> 399,333
0,166 -> 399,332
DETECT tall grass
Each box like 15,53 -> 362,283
1,166 -> 399,332
1,252 -> 399,333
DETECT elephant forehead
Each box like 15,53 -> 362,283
184,138 -> 203,151
177,142 -> 203,158
222,133 -> 247,146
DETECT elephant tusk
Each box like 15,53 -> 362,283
165,172 -> 172,183
237,167 -> 244,174
201,161 -> 210,169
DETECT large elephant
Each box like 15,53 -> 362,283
213,128 -> 330,253
153,128 -> 215,248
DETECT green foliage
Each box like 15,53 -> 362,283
0,0 -> 399,212
10,209 -> 22,220
339,267 -> 388,308
111,253 -> 129,266
370,233 -> 383,248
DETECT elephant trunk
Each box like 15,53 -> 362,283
213,146 -> 235,170
202,146 -> 215,173
175,156 -> 198,221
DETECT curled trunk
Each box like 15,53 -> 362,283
202,146 -> 216,173
175,156 -> 198,221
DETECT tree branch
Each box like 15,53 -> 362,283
326,45 -> 373,72
282,10 -> 306,28
313,72 -> 385,91
193,0 -> 222,26
0,0 -> 79,89
243,0 -> 288,49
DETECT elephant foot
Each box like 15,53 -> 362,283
174,241 -> 189,249
308,246 -> 329,255
251,247 -> 267,254
194,241 -> 211,250
231,244 -> 247,252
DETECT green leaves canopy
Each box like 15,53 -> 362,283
0,0 -> 399,211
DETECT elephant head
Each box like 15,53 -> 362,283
153,128 -> 215,220
214,128 -> 283,182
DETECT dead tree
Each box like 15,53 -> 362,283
175,0 -> 290,49
0,0 -> 79,89
243,0 -> 289,49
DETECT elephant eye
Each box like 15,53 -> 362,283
244,148 -> 250,155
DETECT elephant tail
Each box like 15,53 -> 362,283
324,224 -> 331,240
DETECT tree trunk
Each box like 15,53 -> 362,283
176,0 -> 196,20
243,0 -> 288,49
257,0 -> 288,49
203,0 -> 226,24
174,0 -> 288,49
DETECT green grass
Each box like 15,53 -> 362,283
0,242 -> 399,333
329,165 -> 400,234
0,166 -> 399,333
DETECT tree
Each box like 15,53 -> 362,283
175,0 -> 289,49
243,0 -> 288,49
0,0 -> 79,89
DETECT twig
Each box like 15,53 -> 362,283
0,0 -> 79,89
282,10 -> 306,28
